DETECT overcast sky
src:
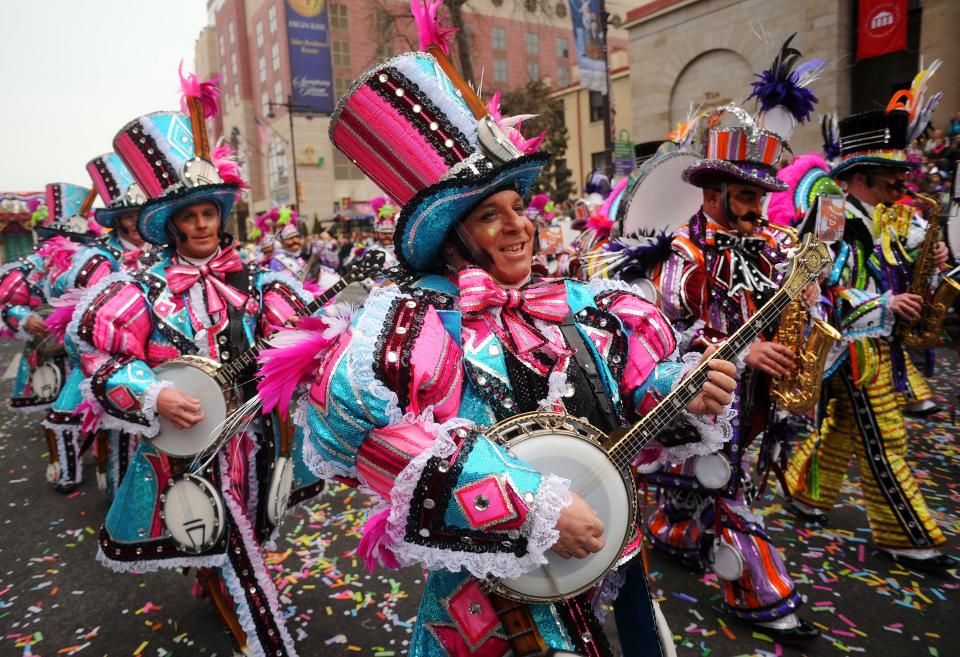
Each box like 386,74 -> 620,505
0,0 -> 209,192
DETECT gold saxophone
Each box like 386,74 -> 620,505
894,191 -> 960,349
769,226 -> 842,413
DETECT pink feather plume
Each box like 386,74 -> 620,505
44,287 -> 86,345
410,0 -> 456,55
356,508 -> 401,573
585,214 -> 613,240
35,236 -> 79,273
485,92 -> 545,155
211,143 -> 250,197
767,153 -> 830,226
178,60 -> 223,120
26,199 -> 42,213
256,308 -> 353,414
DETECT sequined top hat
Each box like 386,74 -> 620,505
36,182 -> 98,242
829,59 -> 941,179
112,68 -> 243,246
682,105 -> 788,193
328,3 -> 548,272
85,152 -> 147,228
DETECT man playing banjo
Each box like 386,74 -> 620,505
266,7 -> 738,656
72,75 -> 316,656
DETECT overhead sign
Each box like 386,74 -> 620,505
285,0 -> 335,113
568,0 -> 608,94
856,0 -> 908,61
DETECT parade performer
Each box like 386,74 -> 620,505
785,72 -> 953,572
649,103 -> 820,643
74,79 -> 315,654
0,190 -> 83,484
270,7 -> 737,655
268,207 -> 310,278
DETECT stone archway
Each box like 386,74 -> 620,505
669,49 -> 754,127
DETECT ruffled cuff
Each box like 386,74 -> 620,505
380,418 -> 571,580
840,289 -> 894,340
80,375 -> 173,438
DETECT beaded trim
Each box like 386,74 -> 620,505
89,356 -> 151,428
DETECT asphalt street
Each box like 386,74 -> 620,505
0,337 -> 957,657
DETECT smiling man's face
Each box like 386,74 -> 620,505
456,189 -> 534,286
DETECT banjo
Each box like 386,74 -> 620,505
151,249 -> 385,458
487,234 -> 832,603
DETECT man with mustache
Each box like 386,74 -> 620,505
649,106 -> 820,644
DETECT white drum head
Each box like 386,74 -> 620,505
30,363 -> 62,402
161,474 -> 225,553
266,456 -> 294,527
619,151 -> 702,236
498,432 -> 633,601
709,539 -> 744,581
693,453 -> 732,490
153,362 -> 228,458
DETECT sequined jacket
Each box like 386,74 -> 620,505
72,247 -> 315,570
299,273 -> 730,657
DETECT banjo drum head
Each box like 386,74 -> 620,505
618,151 -> 702,237
160,473 -> 225,554
30,363 -> 63,403
693,453 -> 733,490
153,359 -> 228,458
708,539 -> 744,581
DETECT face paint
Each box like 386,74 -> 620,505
487,227 -> 498,237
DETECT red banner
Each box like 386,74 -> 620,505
857,0 -> 908,61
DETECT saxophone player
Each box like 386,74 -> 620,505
785,101 -> 952,573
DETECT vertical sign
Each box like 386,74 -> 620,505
568,0 -> 608,94
285,0 -> 335,113
856,0 -> 908,61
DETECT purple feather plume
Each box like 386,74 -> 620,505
746,33 -> 819,124
604,230 -> 673,277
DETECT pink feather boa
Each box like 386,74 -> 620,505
44,288 -> 86,345
410,0 -> 456,55
178,60 -> 222,120
211,143 -> 249,197
767,153 -> 830,226
35,236 -> 79,274
486,92 -> 546,155
256,309 -> 353,415
356,508 -> 401,574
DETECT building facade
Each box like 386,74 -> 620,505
198,0 -> 631,233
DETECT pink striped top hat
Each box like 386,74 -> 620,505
37,182 -> 98,242
112,66 -> 246,246
329,1 -> 548,272
682,105 -> 788,193
85,152 -> 146,228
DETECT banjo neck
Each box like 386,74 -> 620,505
606,234 -> 830,470
213,250 -> 386,387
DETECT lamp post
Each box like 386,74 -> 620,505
267,94 -> 313,210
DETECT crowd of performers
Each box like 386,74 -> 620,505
2,5 -> 956,656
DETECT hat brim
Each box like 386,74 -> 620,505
394,152 -> 549,272
829,156 -> 917,179
137,184 -> 238,246
95,203 -> 143,229
682,160 -> 788,192
35,225 -> 97,244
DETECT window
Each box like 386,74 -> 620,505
329,3 -> 348,29
527,61 -> 540,81
333,150 -> 365,180
261,91 -> 270,116
228,21 -> 235,44
332,40 -> 351,67
589,90 -> 605,122
493,58 -> 508,82
231,52 -> 238,75
556,36 -> 569,60
274,79 -> 283,104
218,35 -> 224,57
258,56 -> 266,82
269,142 -> 288,186
492,26 -> 506,50
256,21 -> 264,47
233,82 -> 240,104
221,66 -> 228,84
271,42 -> 281,71
334,77 -> 351,98
268,5 -> 277,33
591,151 -> 608,174
557,66 -> 570,88
525,32 -> 539,55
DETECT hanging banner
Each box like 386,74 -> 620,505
568,0 -> 608,94
285,0 -> 335,113
856,0 -> 908,61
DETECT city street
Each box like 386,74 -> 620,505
0,338 -> 957,657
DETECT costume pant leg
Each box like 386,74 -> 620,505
786,376 -> 855,510
645,483 -> 704,566
711,500 -> 801,623
45,417 -> 84,487
901,352 -> 933,405
613,558 -> 665,657
844,350 -> 945,550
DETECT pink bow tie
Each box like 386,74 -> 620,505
167,247 -> 247,314
122,249 -> 142,265
459,268 -> 568,354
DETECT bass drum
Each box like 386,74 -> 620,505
160,473 -> 226,554
618,151 -> 702,237
30,362 -> 63,403
266,456 -> 294,527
